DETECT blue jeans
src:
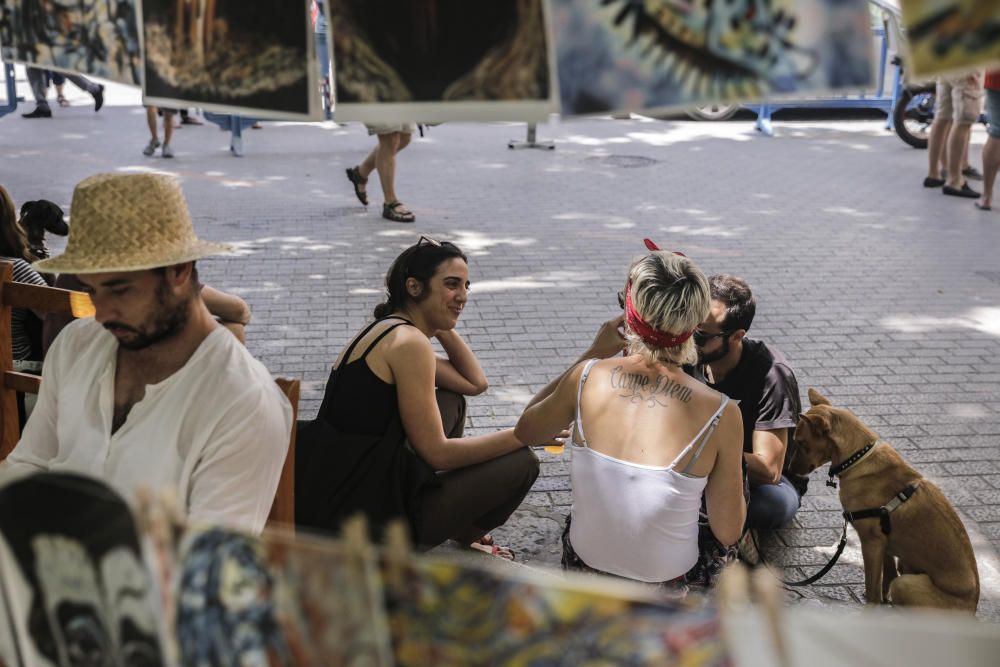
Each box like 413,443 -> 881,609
747,475 -> 801,529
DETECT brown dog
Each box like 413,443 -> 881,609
789,389 -> 979,612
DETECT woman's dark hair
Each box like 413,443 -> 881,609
0,185 -> 36,262
374,239 -> 467,319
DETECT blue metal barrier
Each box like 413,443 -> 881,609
0,63 -> 18,119
748,26 -> 899,137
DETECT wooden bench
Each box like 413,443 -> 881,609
0,261 -> 297,528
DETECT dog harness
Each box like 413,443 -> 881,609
843,482 -> 921,536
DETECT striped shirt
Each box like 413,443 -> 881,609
1,257 -> 47,361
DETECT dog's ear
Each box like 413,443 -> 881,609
798,410 -> 831,436
808,388 -> 832,407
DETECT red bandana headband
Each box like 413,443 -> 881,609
624,239 -> 692,349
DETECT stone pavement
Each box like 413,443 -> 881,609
2,86 -> 1000,619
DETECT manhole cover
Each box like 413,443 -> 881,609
585,155 -> 659,169
975,271 -> 1000,285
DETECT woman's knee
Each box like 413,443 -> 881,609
507,447 -> 540,488
378,132 -> 400,151
397,133 -> 412,151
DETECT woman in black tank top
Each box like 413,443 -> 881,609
296,237 -> 550,557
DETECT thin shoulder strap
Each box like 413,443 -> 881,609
337,316 -> 412,371
573,359 -> 600,448
679,394 -> 730,474
358,318 -> 414,361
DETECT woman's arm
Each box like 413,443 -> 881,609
433,329 -> 488,396
524,314 -> 626,411
515,362 -> 583,447
391,331 -> 525,470
704,402 -> 747,546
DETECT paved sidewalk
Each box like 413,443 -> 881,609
2,102 -> 999,618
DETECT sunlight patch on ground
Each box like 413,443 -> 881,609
114,165 -> 178,176
350,288 -> 382,295
552,212 -> 634,229
660,224 -> 748,238
472,270 -> 595,294
225,236 -> 353,256
491,386 -> 535,407
947,404 -> 991,419
881,307 -> 1000,338
823,206 -> 881,217
450,230 -> 537,253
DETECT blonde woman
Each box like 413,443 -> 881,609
516,247 -> 745,590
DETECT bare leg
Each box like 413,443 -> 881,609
979,136 -> 1000,208
146,106 -> 159,141
163,112 -> 175,146
927,117 -> 951,181
946,123 -> 973,189
374,132 -> 401,204
356,145 -> 379,196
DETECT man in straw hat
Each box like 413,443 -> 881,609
0,173 -> 292,534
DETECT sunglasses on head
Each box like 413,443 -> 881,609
692,329 -> 732,346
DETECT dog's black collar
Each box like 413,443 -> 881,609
827,439 -> 879,488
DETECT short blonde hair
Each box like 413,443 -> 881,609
624,252 -> 710,366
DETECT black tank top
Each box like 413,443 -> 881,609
316,317 -> 412,436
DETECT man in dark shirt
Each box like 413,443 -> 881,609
693,274 -> 805,530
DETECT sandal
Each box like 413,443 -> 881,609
57,94 -> 69,107
383,201 -> 415,223
345,166 -> 368,205
469,541 -> 515,561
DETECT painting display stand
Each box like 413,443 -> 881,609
508,123 -> 554,150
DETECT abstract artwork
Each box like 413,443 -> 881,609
551,0 -> 874,116
0,0 -> 141,85
140,0 -> 318,118
901,0 -> 1000,77
380,554 -> 731,666
330,0 -> 554,122
168,526 -> 392,667
0,473 -> 163,667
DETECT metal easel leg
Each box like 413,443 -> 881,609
508,123 -> 554,150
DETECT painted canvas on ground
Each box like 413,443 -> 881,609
0,473 -> 163,667
552,0 -> 874,116
0,0 -> 141,85
170,526 -> 391,666
140,0 -> 318,119
330,0 -> 554,122
380,554 -> 731,666
901,0 -> 1000,77
262,531 -> 393,666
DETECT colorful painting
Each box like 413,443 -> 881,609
551,0 -> 875,116
262,531 -> 393,666
901,0 -> 1000,77
140,0 -> 319,119
0,473 -> 163,667
330,0 -> 554,122
169,526 -> 392,667
0,0 -> 141,85
380,554 -> 731,666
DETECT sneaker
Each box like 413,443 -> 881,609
737,529 -> 761,566
21,107 -> 52,119
161,144 -> 174,158
143,139 -> 161,156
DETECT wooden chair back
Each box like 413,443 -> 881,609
0,261 -> 94,461
268,377 -> 299,530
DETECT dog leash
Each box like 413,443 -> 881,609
751,520 -> 849,587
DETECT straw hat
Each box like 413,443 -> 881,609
33,173 -> 231,274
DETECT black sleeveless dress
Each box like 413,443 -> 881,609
295,318 -> 440,538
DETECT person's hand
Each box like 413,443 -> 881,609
585,314 -> 627,359
529,429 -> 571,449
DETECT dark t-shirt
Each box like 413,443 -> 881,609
692,338 -> 807,495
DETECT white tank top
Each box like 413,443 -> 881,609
569,359 -> 729,583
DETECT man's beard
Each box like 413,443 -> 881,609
106,281 -> 190,351
697,336 -> 730,366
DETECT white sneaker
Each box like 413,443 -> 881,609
142,139 -> 160,156
161,144 -> 174,158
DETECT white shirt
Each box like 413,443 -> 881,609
0,318 -> 292,534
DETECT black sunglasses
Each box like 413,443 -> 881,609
692,329 -> 732,346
